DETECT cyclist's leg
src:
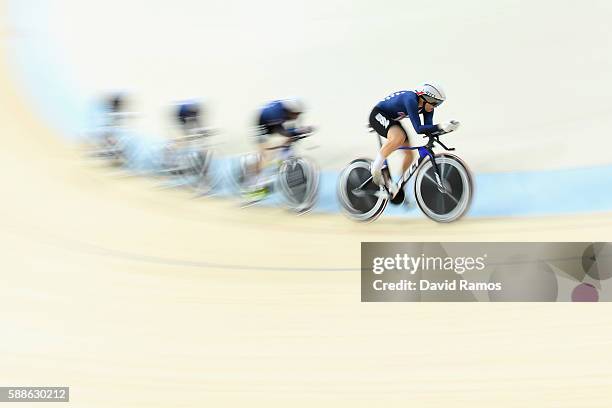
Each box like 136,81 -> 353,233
369,107 -> 401,184
381,125 -> 407,157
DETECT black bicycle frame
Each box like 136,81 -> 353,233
377,132 -> 455,192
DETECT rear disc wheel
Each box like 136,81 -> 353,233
337,158 -> 388,222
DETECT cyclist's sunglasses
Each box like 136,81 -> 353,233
421,94 -> 444,107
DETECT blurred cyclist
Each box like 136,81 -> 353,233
246,98 -> 314,196
161,99 -> 207,172
255,98 -> 313,144
99,92 -> 130,144
175,99 -> 204,136
102,92 -> 130,127
368,83 -> 460,187
108,93 -> 124,115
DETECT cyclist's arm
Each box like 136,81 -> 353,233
423,109 -> 434,126
263,106 -> 301,137
403,98 -> 438,134
264,106 -> 310,138
275,124 -> 300,137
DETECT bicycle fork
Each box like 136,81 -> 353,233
425,159 -> 445,191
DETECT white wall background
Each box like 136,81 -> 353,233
9,0 -> 612,171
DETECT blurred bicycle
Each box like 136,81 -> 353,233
157,127 -> 220,196
230,132 -> 319,213
87,93 -> 131,167
153,100 -> 220,195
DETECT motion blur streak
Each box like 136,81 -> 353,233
2,1 -> 612,407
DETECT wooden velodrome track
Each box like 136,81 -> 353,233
2,34 -> 612,408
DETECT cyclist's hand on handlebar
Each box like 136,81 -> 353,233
438,120 -> 460,133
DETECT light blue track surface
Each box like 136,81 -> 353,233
170,156 -> 612,218
306,166 -> 612,217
